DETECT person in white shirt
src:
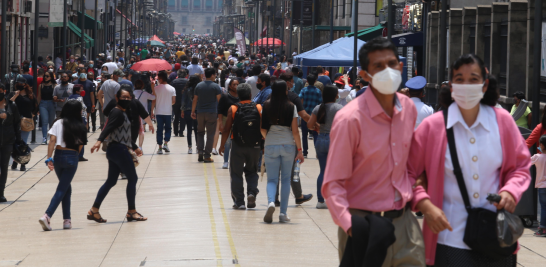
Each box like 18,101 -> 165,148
333,75 -> 352,106
246,65 -> 262,99
153,71 -> 176,154
133,80 -> 156,146
406,76 -> 434,129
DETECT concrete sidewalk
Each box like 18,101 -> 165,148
0,130 -> 544,267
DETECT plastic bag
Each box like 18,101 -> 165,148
496,209 -> 524,247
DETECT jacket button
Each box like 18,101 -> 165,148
473,174 -> 479,180
472,156 -> 478,162
473,193 -> 479,199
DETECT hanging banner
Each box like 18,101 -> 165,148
234,27 -> 246,56
50,0 -> 64,23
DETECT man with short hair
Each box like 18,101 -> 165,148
219,83 -> 262,209
119,70 -> 134,90
246,65 -> 262,98
322,38 -> 424,265
187,57 -> 204,78
191,68 -> 222,163
87,71 -> 98,131
252,73 -> 271,105
66,55 -> 78,71
21,65 -> 34,88
97,69 -> 122,111
298,74 -> 321,158
154,71 -> 177,154
291,67 -> 304,94
316,66 -> 332,86
171,69 -> 188,137
52,72 -> 74,117
74,70 -> 96,131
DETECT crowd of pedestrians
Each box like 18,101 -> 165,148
1,34 -> 545,267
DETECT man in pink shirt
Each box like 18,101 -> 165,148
322,38 -> 425,266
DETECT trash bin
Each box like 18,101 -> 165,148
515,127 -> 537,227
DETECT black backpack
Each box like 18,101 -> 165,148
232,102 -> 262,147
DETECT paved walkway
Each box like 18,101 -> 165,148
0,130 -> 545,267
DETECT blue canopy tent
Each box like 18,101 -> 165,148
295,37 -> 407,84
293,38 -> 345,66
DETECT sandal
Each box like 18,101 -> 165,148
126,212 -> 148,222
87,209 -> 107,223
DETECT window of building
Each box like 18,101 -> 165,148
218,0 -> 223,9
194,0 -> 200,7
348,0 -> 352,17
181,15 -> 188,25
499,20 -> 508,95
342,0 -> 345,19
469,24 -> 475,55
335,1 -> 338,19
483,22 -> 491,70
183,28 -> 186,33
207,29 -> 210,33
206,17 -> 212,25
181,0 -> 189,10
168,0 -> 175,7
206,0 -> 212,10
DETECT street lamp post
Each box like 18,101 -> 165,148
63,0 -> 68,69
1,0 -> 7,76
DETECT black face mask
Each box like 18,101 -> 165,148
61,80 -> 69,85
257,83 -> 263,90
118,99 -> 131,109
0,93 -> 5,101
16,85 -> 24,90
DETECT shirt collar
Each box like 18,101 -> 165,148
364,88 -> 403,118
410,97 -> 422,103
446,103 -> 491,132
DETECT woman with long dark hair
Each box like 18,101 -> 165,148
10,77 -> 38,171
408,54 -> 531,266
181,74 -> 201,154
260,80 -> 305,223
88,88 -> 146,223
0,84 -> 22,203
307,85 -> 343,209
37,70 -> 57,145
39,100 -> 87,231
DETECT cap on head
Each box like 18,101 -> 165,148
16,77 -> 27,84
405,76 -> 427,90
113,69 -> 125,77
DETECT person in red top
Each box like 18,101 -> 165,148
526,107 -> 546,152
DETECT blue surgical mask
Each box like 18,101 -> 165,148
89,64 -> 94,68
118,77 -> 123,82
80,73 -> 87,79
539,147 -> 543,153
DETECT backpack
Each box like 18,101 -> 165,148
232,102 -> 262,147
4,73 -> 20,94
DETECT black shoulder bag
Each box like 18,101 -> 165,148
443,109 -> 517,260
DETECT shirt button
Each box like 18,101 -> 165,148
473,174 -> 479,180
473,193 -> 479,199
395,162 -> 398,166
392,143 -> 396,146
472,156 -> 478,162
470,138 -> 476,144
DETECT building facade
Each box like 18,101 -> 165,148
169,0 -> 223,35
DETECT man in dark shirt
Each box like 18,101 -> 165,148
316,66 -> 332,86
171,69 -> 188,137
74,68 -> 96,130
21,65 -> 34,88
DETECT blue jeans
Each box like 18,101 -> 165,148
45,149 -> 79,219
224,138 -> 232,163
156,115 -> 172,146
93,142 -> 139,210
39,100 -> 56,140
300,120 -> 317,156
264,144 -> 296,214
315,133 -> 330,203
539,188 -> 546,228
20,131 -> 30,144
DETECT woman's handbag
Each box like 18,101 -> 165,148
128,147 -> 139,167
21,117 -> 34,132
443,109 -> 517,259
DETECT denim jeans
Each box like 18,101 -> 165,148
45,149 -> 79,219
539,188 -> 546,228
223,138 -> 232,163
184,110 -> 198,147
300,120 -> 317,156
315,133 -> 330,203
93,142 -> 139,210
20,131 -> 31,144
264,144 -> 296,214
39,100 -> 56,140
156,115 -> 172,145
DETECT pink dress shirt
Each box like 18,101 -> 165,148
322,88 -> 417,232
408,108 -> 531,265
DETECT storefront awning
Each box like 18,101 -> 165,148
116,9 -> 138,28
303,25 -> 351,31
390,32 -> 423,47
77,11 -> 104,30
345,24 -> 385,41
67,21 -> 94,49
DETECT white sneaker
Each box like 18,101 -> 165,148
157,148 -> 163,154
63,219 -> 72,229
264,202 -> 275,223
188,147 -> 193,154
41,138 -> 47,145
163,144 -> 170,153
212,148 -> 219,155
232,204 -> 246,210
222,162 -> 229,169
279,213 -> 291,223
39,214 -> 52,231
316,202 -> 328,209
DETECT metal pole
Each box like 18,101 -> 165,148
438,0 -> 447,83
32,0 -> 40,144
387,0 -> 393,40
289,0 -> 293,54
532,0 -> 543,129
311,0 -> 315,49
267,3 -> 270,53
352,0 -> 358,79
1,0 -> 7,76
81,0 -> 86,60
114,0 -> 117,59
299,0 -> 303,53
63,0 -> 68,70
329,0 -> 333,43
93,0 -> 98,60
273,0 -> 276,54
104,0 -> 108,56
280,1 -> 284,55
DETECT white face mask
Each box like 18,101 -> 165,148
451,83 -> 484,110
367,67 -> 402,95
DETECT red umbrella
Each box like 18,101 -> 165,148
173,31 -> 181,35
149,35 -> 166,44
130,59 -> 172,72
253,38 -> 286,48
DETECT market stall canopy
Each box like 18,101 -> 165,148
253,38 -> 286,48
173,32 -> 181,35
130,59 -> 172,72
345,24 -> 385,41
293,38 -> 345,66
149,35 -> 166,44
148,40 -> 166,47
295,37 -> 365,67
226,37 -> 250,46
